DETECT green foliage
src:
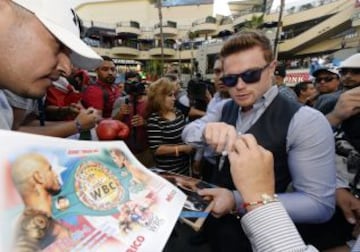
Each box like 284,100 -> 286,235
145,60 -> 162,77
244,14 -> 264,29
188,31 -> 199,40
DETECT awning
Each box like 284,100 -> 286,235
285,71 -> 311,86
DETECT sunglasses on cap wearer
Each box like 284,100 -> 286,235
315,76 -> 337,83
220,63 -> 270,87
339,68 -> 360,76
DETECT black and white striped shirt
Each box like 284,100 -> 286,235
147,110 -> 189,175
242,202 -> 360,251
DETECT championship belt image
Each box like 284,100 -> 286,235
52,157 -> 132,219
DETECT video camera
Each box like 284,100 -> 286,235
124,71 -> 146,97
124,80 -> 145,97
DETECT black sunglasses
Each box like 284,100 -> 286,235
315,76 -> 337,83
339,68 -> 360,76
220,64 -> 270,87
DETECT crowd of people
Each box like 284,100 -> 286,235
1,0 -> 360,251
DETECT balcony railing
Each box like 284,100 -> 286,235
82,20 -> 116,29
115,20 -> 141,35
154,21 -> 178,36
270,0 -> 343,15
192,16 -> 216,27
155,20 -> 177,29
115,40 -> 138,49
116,21 -> 140,29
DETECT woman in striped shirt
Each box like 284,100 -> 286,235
146,78 -> 194,175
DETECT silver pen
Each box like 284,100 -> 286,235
218,131 -> 241,171
218,150 -> 227,171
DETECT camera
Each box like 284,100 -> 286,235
124,81 -> 145,96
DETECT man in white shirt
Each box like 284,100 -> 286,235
0,0 -> 102,130
192,56 -> 230,180
0,90 -> 13,130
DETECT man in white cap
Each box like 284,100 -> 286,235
0,0 -> 102,129
319,53 -> 360,116
312,66 -> 340,95
312,66 -> 341,111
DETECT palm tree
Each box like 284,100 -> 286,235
187,31 -> 198,78
273,0 -> 285,60
149,0 -> 165,76
244,14 -> 264,29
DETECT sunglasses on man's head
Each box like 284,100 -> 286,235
339,68 -> 360,76
315,76 -> 337,83
220,64 -> 270,87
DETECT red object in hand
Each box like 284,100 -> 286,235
96,119 -> 130,140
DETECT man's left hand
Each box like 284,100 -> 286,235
198,187 -> 235,218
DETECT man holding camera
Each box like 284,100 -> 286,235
112,71 -> 154,167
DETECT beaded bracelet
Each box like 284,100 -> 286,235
242,194 -> 278,209
75,119 -> 82,133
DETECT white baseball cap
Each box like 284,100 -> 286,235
12,0 -> 103,70
312,66 -> 339,78
339,53 -> 360,69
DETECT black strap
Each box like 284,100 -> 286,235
37,98 -> 46,126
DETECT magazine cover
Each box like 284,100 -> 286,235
151,168 -> 215,232
0,130 -> 186,252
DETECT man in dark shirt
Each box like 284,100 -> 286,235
274,65 -> 297,101
82,56 -> 120,119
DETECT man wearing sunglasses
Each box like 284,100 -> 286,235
313,67 -> 340,95
315,54 -> 360,116
309,53 -> 360,251
311,67 -> 341,113
182,30 -> 335,251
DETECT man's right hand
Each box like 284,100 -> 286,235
203,122 -> 238,153
75,108 -> 100,130
336,188 -> 360,225
327,86 -> 360,127
228,134 -> 275,205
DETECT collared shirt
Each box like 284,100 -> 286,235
4,90 -> 39,117
182,86 -> 336,223
0,90 -> 13,130
242,202 -> 360,252
4,90 -> 45,127
202,92 -> 231,164
236,86 -> 278,133
241,202 -> 318,252
278,84 -> 298,102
